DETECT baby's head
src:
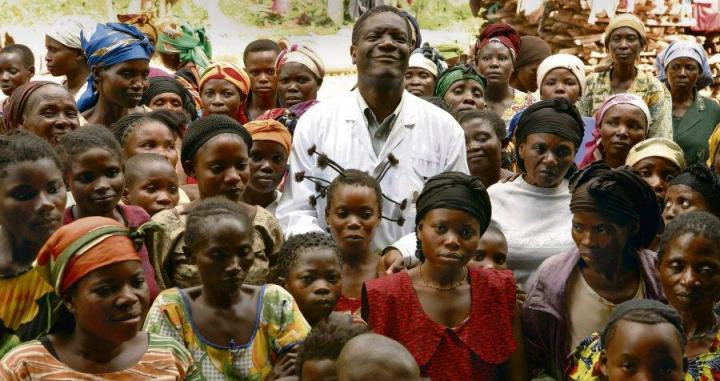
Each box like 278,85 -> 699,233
600,299 -> 687,381
468,223 -> 507,270
275,232 -> 343,327
298,319 -> 368,381
0,44 -> 35,96
336,333 -> 425,381
123,153 -> 179,216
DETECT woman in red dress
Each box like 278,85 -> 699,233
362,171 -> 527,380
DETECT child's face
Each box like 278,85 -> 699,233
326,184 -> 380,256
539,68 -> 581,103
601,320 -> 685,381
0,52 -> 33,96
124,160 -> 180,216
188,134 -> 250,202
69,147 -> 124,217
192,216 -> 254,291
245,50 -> 279,97
468,230 -> 507,270
0,159 -> 66,245
284,248 -> 342,326
658,232 -> 720,316
247,140 -> 287,194
302,358 -> 337,381
123,121 -> 178,167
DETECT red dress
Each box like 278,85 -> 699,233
334,294 -> 361,314
362,267 -> 517,381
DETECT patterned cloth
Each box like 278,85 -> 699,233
0,268 -> 55,359
576,68 -> 673,140
567,330 -> 720,381
0,333 -> 201,380
143,285 -> 310,381
363,267 -> 517,380
501,90 -> 538,123
149,204 -> 284,289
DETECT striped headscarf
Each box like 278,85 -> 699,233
275,44 -> 325,79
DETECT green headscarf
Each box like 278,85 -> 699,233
433,64 -> 486,98
156,22 -> 212,71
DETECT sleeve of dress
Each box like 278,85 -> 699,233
142,290 -> 186,345
646,80 -> 673,139
263,285 -> 311,356
149,334 -> 202,381
275,110 -> 326,238
0,358 -> 21,381
575,76 -> 594,118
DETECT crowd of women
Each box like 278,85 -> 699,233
2,3 -> 720,380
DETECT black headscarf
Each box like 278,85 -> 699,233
180,115 -> 252,174
515,98 -> 585,172
669,163 -> 720,217
142,76 -> 198,120
415,172 -> 491,260
569,161 -> 662,249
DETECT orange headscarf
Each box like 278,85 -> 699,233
35,217 -> 144,294
244,119 -> 292,154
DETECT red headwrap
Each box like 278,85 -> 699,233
476,23 -> 522,62
2,81 -> 61,131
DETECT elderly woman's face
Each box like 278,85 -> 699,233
404,67 -> 435,97
21,85 -> 79,145
66,260 -> 149,345
475,42 -> 514,87
519,132 -> 575,188
540,68 -> 581,103
97,60 -> 149,109
277,62 -> 321,108
658,232 -> 720,317
443,79 -> 486,116
607,27 -> 642,66
599,104 -> 648,167
667,57 -> 700,93
417,208 -> 481,269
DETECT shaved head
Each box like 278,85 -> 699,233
337,333 -> 422,381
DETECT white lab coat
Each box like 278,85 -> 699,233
276,89 -> 469,251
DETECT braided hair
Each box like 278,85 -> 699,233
56,125 -> 123,176
110,109 -> 185,148
185,196 -> 252,251
326,169 -> 382,214
601,300 -> 686,350
271,232 -> 341,284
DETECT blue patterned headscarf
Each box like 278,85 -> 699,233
76,22 -> 154,112
655,40 -> 714,90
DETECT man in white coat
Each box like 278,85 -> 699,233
276,5 -> 468,251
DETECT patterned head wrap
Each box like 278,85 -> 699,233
570,161 -> 662,249
275,44 -> 326,79
76,22 -> 154,112
244,119 -> 292,154
708,125 -> 720,167
536,54 -> 587,96
655,40 -> 714,90
625,137 -> 686,170
46,17 -> 93,50
3,81 -> 66,130
409,42 -> 447,78
433,64 -> 486,98
35,217 -> 156,295
156,18 -> 212,71
476,23 -> 522,63
117,12 -> 158,44
579,93 -> 651,168
199,62 -> 251,96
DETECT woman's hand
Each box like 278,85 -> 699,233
381,249 -> 406,276
268,348 -> 299,380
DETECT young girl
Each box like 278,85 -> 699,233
273,232 -> 343,327
123,153 -> 181,216
150,114 -> 284,289
362,171 -> 527,380
145,197 -> 309,380
243,119 -> 291,215
0,133 -> 65,357
1,217 -> 200,380
469,223 -> 508,270
57,125 -> 159,300
325,169 -> 383,315
111,110 -> 184,169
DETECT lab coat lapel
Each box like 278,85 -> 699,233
377,93 -> 415,160
342,99 -> 377,163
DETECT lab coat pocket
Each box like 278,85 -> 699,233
410,154 -> 440,181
